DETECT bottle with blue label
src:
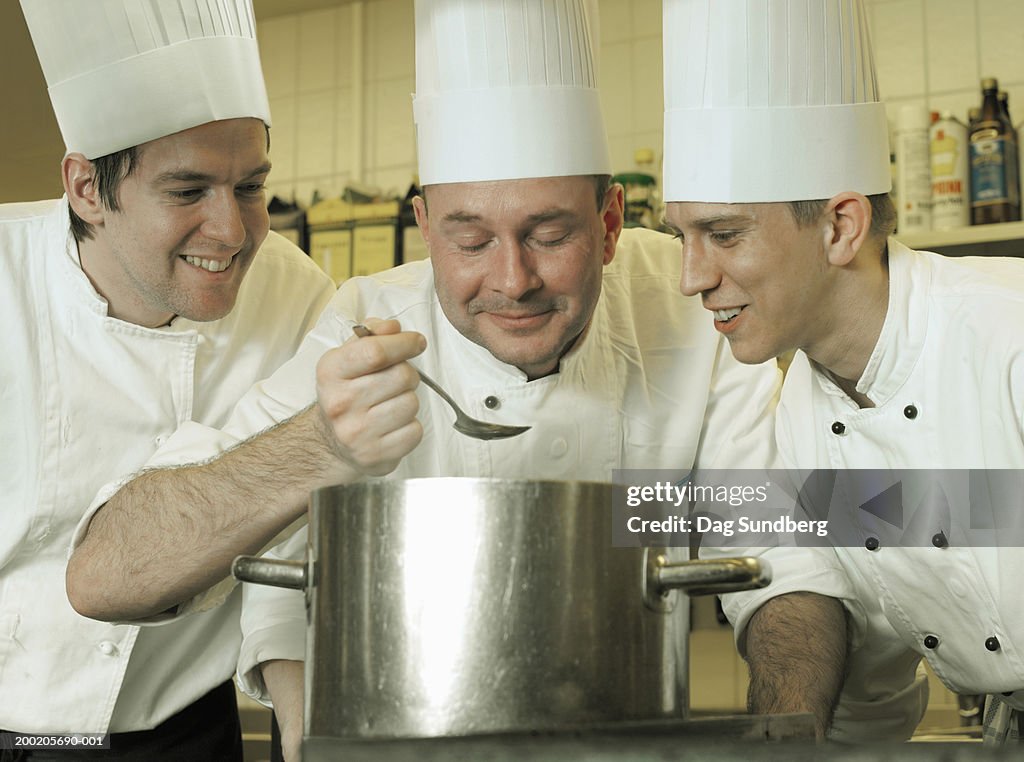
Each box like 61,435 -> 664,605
970,77 -> 1021,225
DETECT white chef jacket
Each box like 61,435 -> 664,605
769,239 -> 1024,742
109,227 -> 816,703
0,198 -> 335,734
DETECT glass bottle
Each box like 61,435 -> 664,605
999,91 -> 1021,218
970,78 -> 1020,224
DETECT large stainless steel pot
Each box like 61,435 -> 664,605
233,478 -> 769,740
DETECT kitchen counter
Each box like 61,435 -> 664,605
303,714 -> 817,761
301,713 -> 1018,761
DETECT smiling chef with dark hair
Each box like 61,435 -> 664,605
1,0 -> 335,758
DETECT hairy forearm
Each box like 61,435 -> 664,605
744,592 -> 848,739
67,405 -> 358,621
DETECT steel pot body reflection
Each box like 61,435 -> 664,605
233,478 -> 770,739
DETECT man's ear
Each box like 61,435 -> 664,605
600,183 -> 625,265
411,194 -> 431,252
62,153 -> 105,227
823,192 -> 872,267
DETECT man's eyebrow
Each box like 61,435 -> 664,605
659,214 -> 752,236
691,213 -> 755,229
440,208 -> 576,226
523,209 -> 575,226
661,218 -> 683,236
440,211 -> 483,224
154,162 -> 272,184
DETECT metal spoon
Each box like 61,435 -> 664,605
351,324 -> 531,441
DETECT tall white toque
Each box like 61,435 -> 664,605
662,0 -> 892,203
413,0 -> 612,186
20,0 -> 271,159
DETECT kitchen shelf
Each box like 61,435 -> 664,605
898,220 -> 1024,258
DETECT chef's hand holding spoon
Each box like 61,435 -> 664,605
314,318 -> 426,478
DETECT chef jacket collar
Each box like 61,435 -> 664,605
54,195 -> 108,319
811,239 -> 927,406
55,196 -> 193,334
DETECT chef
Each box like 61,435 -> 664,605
662,0 -> 1024,745
1,1 -> 334,759
64,0 -> 803,758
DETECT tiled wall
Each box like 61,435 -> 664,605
257,0 -> 1024,207
258,0 -> 417,206
872,0 -> 1024,135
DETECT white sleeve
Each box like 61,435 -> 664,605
68,300 -> 352,563
68,311 -> 348,621
693,338 -> 782,471
717,545 -> 863,655
237,527 -> 309,705
694,347 -> 866,651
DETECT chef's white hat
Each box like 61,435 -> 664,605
662,0 -> 891,203
21,0 -> 271,160
413,0 -> 611,186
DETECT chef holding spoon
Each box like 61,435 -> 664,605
65,2 -> 820,757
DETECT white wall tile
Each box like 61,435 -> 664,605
268,95 -> 297,182
294,177 -> 336,208
631,0 -> 661,39
333,88 -> 356,177
317,173 -> 348,201
977,0 -> 1024,85
367,166 -> 416,198
336,4 -> 357,89
370,77 -> 416,171
600,41 -> 633,137
927,88 -> 978,125
607,135 -> 635,177
264,179 -> 295,206
258,15 -> 298,98
598,0 -> 632,44
882,95 -> 929,138
924,0 -> 979,94
296,90 -> 337,179
631,38 -> 663,136
366,0 -> 415,82
298,8 -> 339,93
871,0 -> 927,98
293,178 -> 317,208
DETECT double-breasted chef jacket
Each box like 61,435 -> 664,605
1,198 -> 335,733
736,240 -> 1024,742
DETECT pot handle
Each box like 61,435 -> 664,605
643,552 -> 771,611
232,555 -> 307,591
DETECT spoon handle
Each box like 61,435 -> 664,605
350,324 -> 465,414
412,367 -> 464,413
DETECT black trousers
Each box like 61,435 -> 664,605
1,680 -> 243,761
